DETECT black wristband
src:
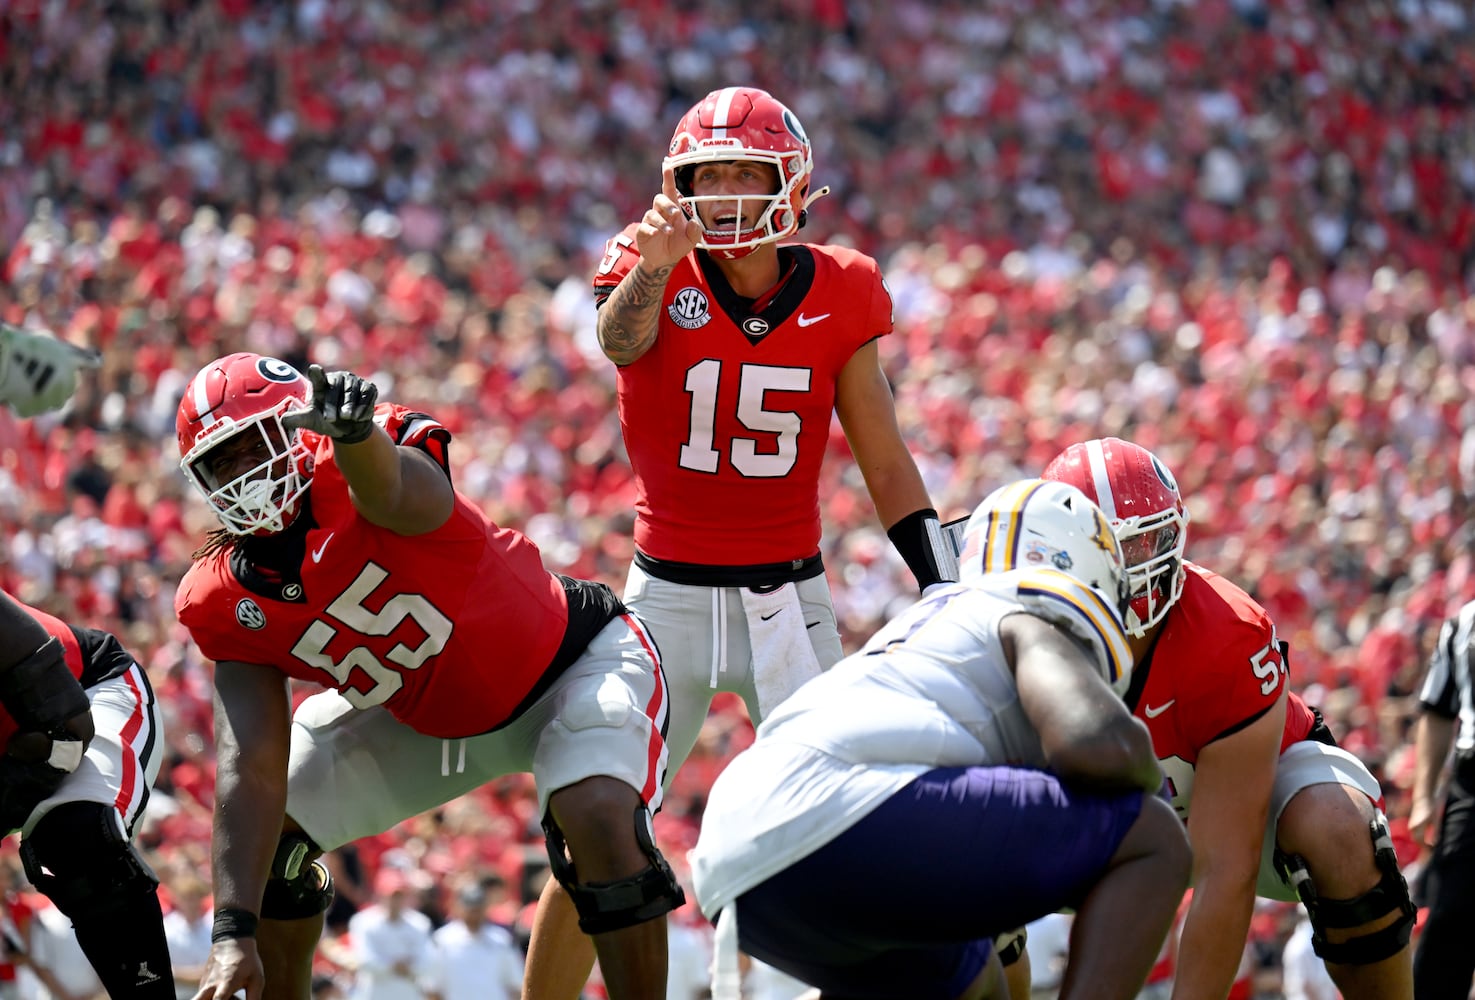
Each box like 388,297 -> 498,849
886,508 -> 960,592
211,907 -> 260,942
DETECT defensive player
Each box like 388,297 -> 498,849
1043,438 -> 1413,1000
689,478 -> 1190,1000
0,591 -> 174,997
525,84 -> 957,996
174,355 -> 681,1000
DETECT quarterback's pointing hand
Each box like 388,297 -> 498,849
283,364 -> 378,444
635,164 -> 704,271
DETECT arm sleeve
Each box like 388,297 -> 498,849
0,592 -> 51,671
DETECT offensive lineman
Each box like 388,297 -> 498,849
175,355 -> 681,1000
1043,438 -> 1413,1000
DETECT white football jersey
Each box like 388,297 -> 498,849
689,569 -> 1130,917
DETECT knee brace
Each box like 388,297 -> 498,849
21,802 -> 158,921
542,805 -> 685,935
1274,813 -> 1416,965
261,833 -> 335,920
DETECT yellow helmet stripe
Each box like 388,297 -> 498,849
983,479 -> 1048,574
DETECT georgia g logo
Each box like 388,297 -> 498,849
236,598 -> 267,630
1151,454 -> 1178,494
257,357 -> 300,383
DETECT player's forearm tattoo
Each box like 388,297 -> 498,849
599,263 -> 671,365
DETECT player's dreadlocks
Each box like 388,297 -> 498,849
192,529 -> 239,561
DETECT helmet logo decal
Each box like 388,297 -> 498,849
1151,454 -> 1177,493
1090,507 -> 1121,562
668,287 -> 712,330
256,357 -> 300,383
236,599 -> 266,630
1051,550 -> 1074,571
782,108 -> 808,145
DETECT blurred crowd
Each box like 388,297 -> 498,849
2,0 -> 1474,995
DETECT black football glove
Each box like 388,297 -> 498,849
0,741 -> 81,837
282,364 -> 379,444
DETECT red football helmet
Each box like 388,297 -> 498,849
176,353 -> 313,536
1041,438 -> 1189,636
664,87 -> 826,260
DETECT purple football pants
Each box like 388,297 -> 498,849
734,765 -> 1144,999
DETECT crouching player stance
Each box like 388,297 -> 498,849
689,479 -> 1192,1000
174,355 -> 681,1000
1042,438 -> 1414,1000
0,590 -> 174,997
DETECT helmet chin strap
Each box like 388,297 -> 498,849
804,184 -> 832,210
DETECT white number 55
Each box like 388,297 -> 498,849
291,563 -> 453,708
1249,627 -> 1287,696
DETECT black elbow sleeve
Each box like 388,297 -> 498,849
0,637 -> 91,734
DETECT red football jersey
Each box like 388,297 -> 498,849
0,596 -> 85,746
175,405 -> 569,739
1133,564 -> 1317,819
594,231 -> 893,565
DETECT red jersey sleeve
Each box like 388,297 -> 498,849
592,223 -> 645,300
174,555 -> 254,665
862,249 -> 895,340
0,595 -> 86,745
1155,566 -> 1288,747
376,403 -> 452,476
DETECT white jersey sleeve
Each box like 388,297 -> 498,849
966,568 -> 1133,693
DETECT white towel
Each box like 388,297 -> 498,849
739,582 -> 824,720
710,906 -> 743,1000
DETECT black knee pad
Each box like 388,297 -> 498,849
21,801 -> 158,921
542,804 -> 685,935
1274,813 -> 1416,965
261,833 -> 335,920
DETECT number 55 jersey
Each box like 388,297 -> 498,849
175,404 -> 583,739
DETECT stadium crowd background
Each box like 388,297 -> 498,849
1,0 -> 1473,995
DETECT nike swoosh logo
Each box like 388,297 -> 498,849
760,610 -> 781,621
796,312 -> 830,328
311,532 -> 336,564
806,622 -> 821,629
1144,700 -> 1176,719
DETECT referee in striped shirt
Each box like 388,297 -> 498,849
1411,600 -> 1475,1000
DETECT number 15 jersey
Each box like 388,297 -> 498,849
594,234 -> 894,567
174,405 -> 570,739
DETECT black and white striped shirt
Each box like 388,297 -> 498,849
1421,600 -> 1475,755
